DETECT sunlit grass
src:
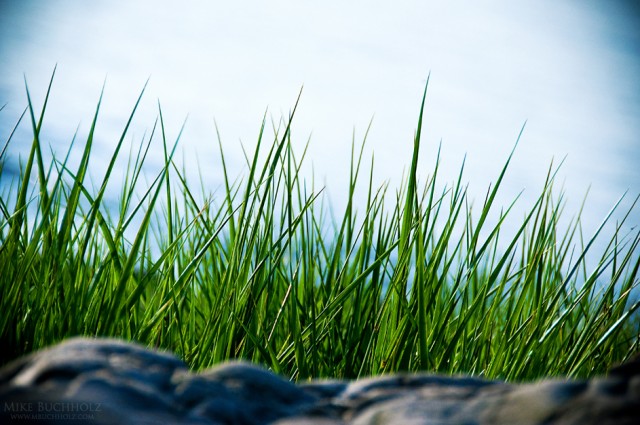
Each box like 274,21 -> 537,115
1,71 -> 639,382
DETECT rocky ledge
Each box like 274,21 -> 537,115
1,338 -> 638,424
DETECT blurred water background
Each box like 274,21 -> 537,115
1,0 -> 638,266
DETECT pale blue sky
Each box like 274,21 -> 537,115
1,0 -> 638,243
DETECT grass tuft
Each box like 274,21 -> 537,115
1,77 -> 639,381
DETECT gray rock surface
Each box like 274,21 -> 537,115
1,338 -> 638,424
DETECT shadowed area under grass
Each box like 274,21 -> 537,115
1,73 -> 639,381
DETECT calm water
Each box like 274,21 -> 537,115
1,0 -> 638,264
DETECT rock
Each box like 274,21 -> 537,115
0,338 -> 638,424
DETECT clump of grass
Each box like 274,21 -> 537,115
1,72 -> 639,382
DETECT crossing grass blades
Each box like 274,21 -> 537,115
1,71 -> 639,382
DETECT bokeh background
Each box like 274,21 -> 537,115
1,0 -> 638,257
